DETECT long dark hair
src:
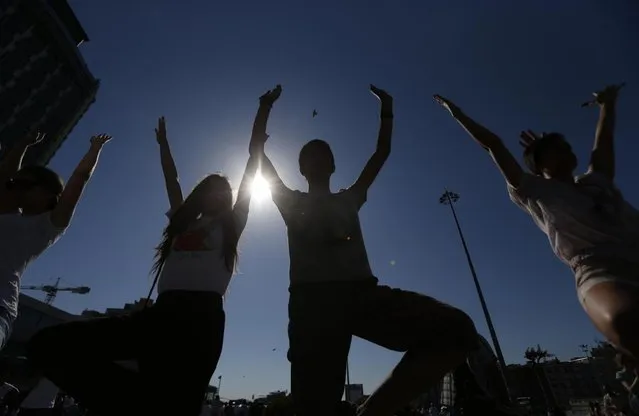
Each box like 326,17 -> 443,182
150,174 -> 238,283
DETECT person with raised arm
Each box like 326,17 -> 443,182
25,86 -> 281,416
0,132 -> 111,350
258,85 -> 478,416
434,84 -> 639,361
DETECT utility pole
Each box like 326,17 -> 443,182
345,359 -> 351,402
439,190 -> 511,400
217,375 -> 222,399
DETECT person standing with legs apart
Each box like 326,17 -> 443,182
434,84 -> 639,361
258,85 -> 479,416
25,86 -> 281,416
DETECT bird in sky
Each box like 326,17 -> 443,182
312,109 -> 318,118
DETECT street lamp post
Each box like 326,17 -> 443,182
217,375 -> 222,398
439,190 -> 511,399
345,359 -> 352,402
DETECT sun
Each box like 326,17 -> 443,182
251,172 -> 271,202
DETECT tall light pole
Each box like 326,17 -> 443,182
345,359 -> 352,402
439,190 -> 511,399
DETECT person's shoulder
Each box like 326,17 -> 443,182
576,170 -> 615,187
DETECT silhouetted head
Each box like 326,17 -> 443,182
185,173 -> 233,216
523,133 -> 577,178
299,139 -> 335,181
6,166 -> 64,215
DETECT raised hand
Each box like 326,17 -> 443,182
155,116 -> 167,143
370,84 -> 392,105
89,134 -> 112,147
260,85 -> 282,107
518,130 -> 545,149
433,94 -> 462,117
592,83 -> 625,106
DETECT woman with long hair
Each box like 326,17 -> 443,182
25,85 -> 282,416
433,84 -> 639,362
0,132 -> 112,350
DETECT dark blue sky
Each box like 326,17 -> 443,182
25,0 -> 638,399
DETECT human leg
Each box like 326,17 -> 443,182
26,310 -> 155,416
577,258 -> 639,360
351,284 -> 478,416
138,291 -> 226,416
288,285 -> 353,416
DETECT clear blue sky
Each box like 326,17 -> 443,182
24,0 -> 638,400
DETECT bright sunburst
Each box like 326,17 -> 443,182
251,172 -> 271,202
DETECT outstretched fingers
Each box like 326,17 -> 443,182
518,129 -> 539,148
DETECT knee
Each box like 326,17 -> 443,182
606,309 -> 639,348
446,308 -> 479,353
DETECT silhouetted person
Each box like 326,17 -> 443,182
435,85 -> 639,361
259,85 -> 478,416
25,87 -> 281,416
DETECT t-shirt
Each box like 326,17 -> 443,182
272,186 -> 373,285
157,204 -> 249,296
0,213 -> 65,321
507,171 -> 639,267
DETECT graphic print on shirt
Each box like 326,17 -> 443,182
172,227 -> 214,252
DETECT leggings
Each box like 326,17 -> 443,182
26,290 -> 225,416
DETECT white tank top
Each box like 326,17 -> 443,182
157,207 -> 248,296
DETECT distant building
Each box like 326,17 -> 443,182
81,298 -> 153,317
507,356 -> 619,413
0,0 -> 99,165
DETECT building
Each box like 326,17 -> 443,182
0,0 -> 99,165
507,356 -> 619,414
80,297 -> 153,317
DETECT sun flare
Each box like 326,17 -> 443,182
251,172 -> 271,202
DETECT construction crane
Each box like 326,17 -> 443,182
21,277 -> 90,305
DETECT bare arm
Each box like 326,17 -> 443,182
251,85 -> 293,199
155,117 -> 183,210
233,97 -> 277,216
589,101 -> 617,180
351,85 -> 393,195
434,95 -> 524,188
50,134 -> 111,228
0,132 -> 44,183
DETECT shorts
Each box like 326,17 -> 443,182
574,256 -> 639,307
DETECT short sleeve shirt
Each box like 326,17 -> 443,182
507,171 -> 639,265
272,186 -> 373,285
0,213 -> 65,320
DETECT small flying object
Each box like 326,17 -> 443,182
312,109 -> 318,118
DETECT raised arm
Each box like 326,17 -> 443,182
252,85 -> 292,202
233,86 -> 283,216
350,85 -> 393,195
0,131 -> 45,184
434,94 -> 524,188
50,134 -> 111,228
588,83 -> 624,180
155,117 -> 184,211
